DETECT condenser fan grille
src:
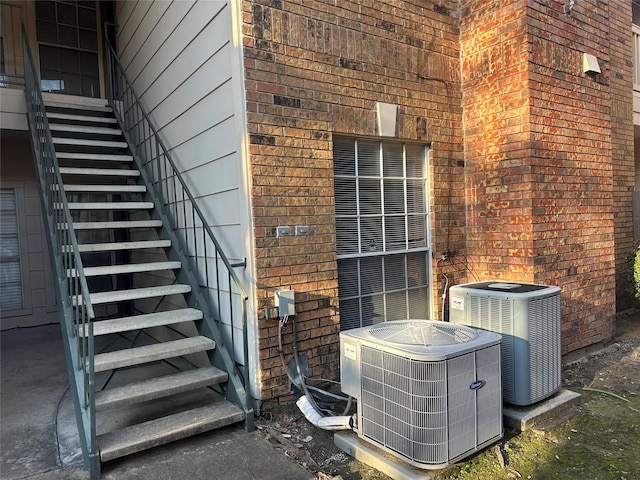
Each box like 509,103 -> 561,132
367,321 -> 477,346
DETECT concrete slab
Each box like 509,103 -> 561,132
2,324 -> 312,480
1,325 -> 71,479
100,427 -> 311,480
334,431 -> 446,480
502,388 -> 582,431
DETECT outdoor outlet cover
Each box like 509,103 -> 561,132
276,226 -> 291,237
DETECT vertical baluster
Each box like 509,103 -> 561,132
215,250 -> 222,323
156,139 -> 163,205
172,174 -> 178,226
203,227 -> 209,290
228,272 -> 235,365
182,187 -> 187,246
193,208 -> 198,276
162,148 -> 168,209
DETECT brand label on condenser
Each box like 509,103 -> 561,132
344,342 -> 357,361
469,380 -> 486,390
451,296 -> 464,311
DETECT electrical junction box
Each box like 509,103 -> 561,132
275,289 -> 295,316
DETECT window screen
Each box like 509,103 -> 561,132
334,138 -> 430,330
0,189 -> 23,311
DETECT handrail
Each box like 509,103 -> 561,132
21,26 -> 99,477
104,38 -> 252,416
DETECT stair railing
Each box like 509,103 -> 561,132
21,27 -> 100,477
104,39 -> 252,424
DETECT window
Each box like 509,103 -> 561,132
0,189 -> 23,311
36,0 -> 100,97
334,138 -> 431,330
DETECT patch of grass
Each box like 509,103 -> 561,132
440,391 -> 640,480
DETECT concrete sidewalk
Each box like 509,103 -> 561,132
0,324 -> 313,480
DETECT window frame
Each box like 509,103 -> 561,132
333,137 -> 433,330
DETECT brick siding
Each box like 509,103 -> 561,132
461,0 -> 631,353
244,0 -> 633,401
242,0 -> 463,402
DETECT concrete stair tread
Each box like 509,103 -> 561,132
70,239 -> 171,253
65,201 -> 153,210
56,152 -> 133,162
95,366 -> 228,411
97,401 -> 245,462
69,261 -> 181,277
62,184 -> 146,193
47,112 -> 118,124
45,100 -> 111,112
52,137 -> 127,148
49,123 -> 122,135
75,284 -> 191,305
81,308 -> 203,336
93,336 -> 215,373
58,167 -> 139,176
68,220 -> 163,230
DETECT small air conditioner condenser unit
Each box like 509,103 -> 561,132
449,282 -> 561,406
340,320 -> 502,469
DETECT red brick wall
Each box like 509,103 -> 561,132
244,0 -> 633,402
460,0 -> 534,281
609,1 -> 634,311
242,0 -> 464,402
461,0 -> 630,353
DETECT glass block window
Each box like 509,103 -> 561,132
334,138 -> 431,330
0,189 -> 23,311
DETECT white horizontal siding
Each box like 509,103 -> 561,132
156,80 -> 235,152
143,34 -> 233,130
170,117 -> 236,172
115,0 -> 254,380
115,0 -> 244,258
116,1 -> 171,71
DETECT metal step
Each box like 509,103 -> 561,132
52,137 -> 128,148
98,401 -> 245,462
95,366 -> 228,412
62,184 -> 146,193
67,239 -> 171,253
64,201 -> 154,210
58,167 -> 139,177
93,336 -> 215,372
68,261 -> 181,278
80,308 -> 203,336
67,220 -> 163,230
49,123 -> 122,136
47,112 -> 118,124
56,152 -> 133,162
73,284 -> 191,306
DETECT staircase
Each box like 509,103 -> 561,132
47,98 -> 247,464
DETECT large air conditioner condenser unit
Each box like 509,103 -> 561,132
449,282 -> 561,406
340,320 -> 503,469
